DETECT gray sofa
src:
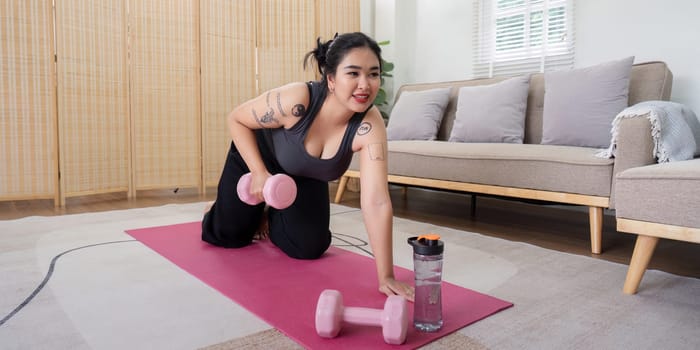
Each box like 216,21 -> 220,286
334,61 -> 673,254
615,158 -> 700,293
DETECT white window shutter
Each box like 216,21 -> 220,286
473,0 -> 575,78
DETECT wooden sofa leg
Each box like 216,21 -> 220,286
623,235 -> 659,295
589,207 -> 603,254
334,176 -> 349,203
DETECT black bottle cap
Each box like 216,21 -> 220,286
408,234 -> 444,255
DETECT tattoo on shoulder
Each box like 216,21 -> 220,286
252,108 -> 278,127
357,122 -> 372,136
292,104 -> 306,117
276,92 -> 287,117
368,143 -> 385,161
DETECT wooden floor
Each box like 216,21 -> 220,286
2,183 -> 698,279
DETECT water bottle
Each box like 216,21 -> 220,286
408,234 -> 444,332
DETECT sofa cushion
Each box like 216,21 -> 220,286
448,75 -> 530,143
615,159 -> 700,228
386,87 -> 451,141
389,62 -> 671,144
541,56 -> 634,148
349,141 -> 614,197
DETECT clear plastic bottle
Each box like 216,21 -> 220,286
408,234 -> 444,332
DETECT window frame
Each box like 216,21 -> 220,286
473,0 -> 575,78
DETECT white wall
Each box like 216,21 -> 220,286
412,0 -> 474,85
362,0 -> 700,114
575,0 -> 700,112
360,0 -> 375,36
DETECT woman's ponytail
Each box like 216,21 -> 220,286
303,33 -> 338,77
303,32 -> 381,87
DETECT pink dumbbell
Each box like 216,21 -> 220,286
315,289 -> 408,345
236,173 -> 297,209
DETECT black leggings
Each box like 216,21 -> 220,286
201,138 -> 332,259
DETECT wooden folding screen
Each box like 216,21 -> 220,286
55,0 -> 130,205
0,0 -> 58,204
129,0 -> 202,194
200,0 -> 257,189
1,0 -> 360,206
317,0 -> 361,41
256,0 -> 317,92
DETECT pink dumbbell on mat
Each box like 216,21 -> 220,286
315,289 -> 408,345
236,173 -> 297,209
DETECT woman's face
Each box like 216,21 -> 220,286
327,47 -> 381,113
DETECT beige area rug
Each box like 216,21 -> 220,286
1,202 -> 699,350
200,328 -> 488,350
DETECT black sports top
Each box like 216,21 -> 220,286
266,81 -> 367,182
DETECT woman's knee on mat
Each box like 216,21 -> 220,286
201,227 -> 255,248
272,228 -> 331,260
201,211 -> 257,248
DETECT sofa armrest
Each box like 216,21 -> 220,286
609,116 -> 656,208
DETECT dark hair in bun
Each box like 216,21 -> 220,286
304,32 -> 382,85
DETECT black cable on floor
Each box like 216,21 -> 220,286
0,207 -> 367,327
331,232 -> 373,257
330,208 -> 374,256
330,208 -> 362,216
0,240 -> 137,327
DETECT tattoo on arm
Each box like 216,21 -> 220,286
252,91 -> 279,127
252,108 -> 278,127
275,93 -> 288,117
357,122 -> 372,135
368,143 -> 385,161
292,104 -> 306,117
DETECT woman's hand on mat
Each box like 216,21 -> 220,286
380,277 -> 415,302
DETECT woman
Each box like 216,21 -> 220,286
202,32 -> 414,301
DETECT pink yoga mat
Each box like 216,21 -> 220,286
126,222 -> 512,349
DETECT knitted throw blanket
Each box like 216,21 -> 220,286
596,100 -> 700,163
